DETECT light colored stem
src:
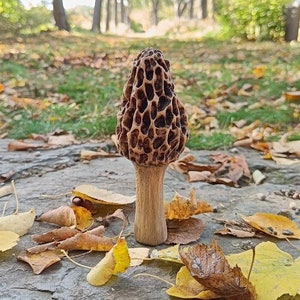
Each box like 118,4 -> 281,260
134,164 -> 168,246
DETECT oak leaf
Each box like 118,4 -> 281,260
242,212 -> 300,239
179,240 -> 256,300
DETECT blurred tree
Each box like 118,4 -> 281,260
151,0 -> 160,25
53,0 -> 70,31
201,0 -> 207,19
105,0 -> 111,31
0,0 -> 24,32
92,0 -> 103,32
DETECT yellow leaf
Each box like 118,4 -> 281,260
165,189 -> 213,220
0,231 -> 19,252
242,212 -> 300,239
227,242 -> 300,300
0,83 -> 4,93
167,266 -> 219,299
112,238 -> 130,274
128,247 -> 150,267
252,66 -> 266,79
0,209 -> 35,236
87,238 -> 130,286
71,206 -> 93,231
150,244 -> 182,263
72,184 -> 135,205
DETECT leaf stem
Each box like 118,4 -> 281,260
247,247 -> 255,281
11,180 -> 19,214
61,250 -> 92,269
133,273 -> 174,287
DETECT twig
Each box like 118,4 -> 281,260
40,192 -> 72,199
1,202 -> 8,217
285,238 -> 300,252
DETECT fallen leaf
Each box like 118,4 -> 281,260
166,218 -> 205,244
252,66 -> 266,79
37,206 -> 76,227
165,189 -> 213,220
7,140 -> 40,151
0,185 -> 13,198
80,149 -> 120,160
284,91 -> 300,102
72,185 -> 135,205
87,238 -> 130,286
17,249 -> 63,274
128,247 -> 150,267
47,133 -> 76,146
227,242 -> 300,300
0,231 -> 19,252
242,212 -> 300,239
11,96 -> 49,109
57,232 -> 113,251
71,206 -> 93,231
179,240 -> 256,299
215,226 -> 256,238
252,170 -> 266,184
167,266 -> 219,299
150,244 -> 182,263
0,209 -> 35,236
32,227 -> 80,244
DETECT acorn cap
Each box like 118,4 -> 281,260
116,48 -> 188,166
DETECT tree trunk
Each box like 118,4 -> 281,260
151,0 -> 159,25
201,0 -> 208,19
176,0 -> 187,18
91,0 -> 102,33
120,0 -> 125,23
189,0 -> 194,19
105,0 -> 111,32
114,0 -> 118,27
53,0 -> 70,31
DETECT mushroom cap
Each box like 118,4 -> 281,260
116,48 -> 188,166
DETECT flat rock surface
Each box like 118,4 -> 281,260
0,139 -> 299,300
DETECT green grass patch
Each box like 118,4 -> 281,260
1,32 -> 299,149
187,132 -> 234,150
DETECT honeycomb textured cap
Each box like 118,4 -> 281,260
116,47 -> 188,166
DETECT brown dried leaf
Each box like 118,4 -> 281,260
57,232 -> 113,251
215,226 -> 256,238
166,218 -> 205,244
32,227 -> 79,244
179,240 -> 256,299
37,206 -> 76,227
80,149 -> 120,160
47,133 -> 76,146
17,249 -> 63,274
87,225 -> 105,236
7,140 -> 40,151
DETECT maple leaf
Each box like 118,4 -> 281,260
179,240 -> 256,300
165,189 -> 213,220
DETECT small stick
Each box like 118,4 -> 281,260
247,247 -> 256,281
11,180 -> 19,214
133,273 -> 174,287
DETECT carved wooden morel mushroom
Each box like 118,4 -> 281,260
116,48 -> 188,245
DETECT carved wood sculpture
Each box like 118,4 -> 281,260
116,48 -> 189,245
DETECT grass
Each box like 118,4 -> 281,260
0,31 -> 300,149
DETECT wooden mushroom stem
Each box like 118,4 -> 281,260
134,164 -> 167,245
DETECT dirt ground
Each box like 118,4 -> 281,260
0,139 -> 299,300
